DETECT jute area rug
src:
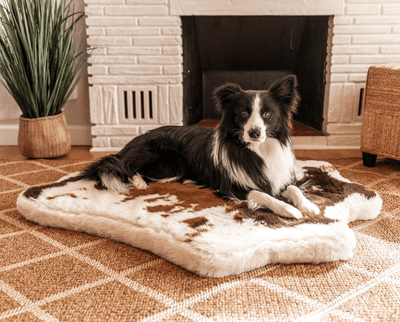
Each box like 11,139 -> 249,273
1,157 -> 400,321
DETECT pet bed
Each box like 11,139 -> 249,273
17,160 -> 382,277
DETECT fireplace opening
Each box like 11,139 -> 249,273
182,16 -> 329,132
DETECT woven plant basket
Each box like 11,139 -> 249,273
18,112 -> 71,159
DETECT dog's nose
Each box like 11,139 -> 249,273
248,127 -> 261,139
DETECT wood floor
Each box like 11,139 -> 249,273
0,146 -> 362,161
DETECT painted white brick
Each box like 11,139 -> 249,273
163,66 -> 181,75
327,84 -> 342,123
92,125 -> 139,136
92,55 -> 137,65
332,45 -> 379,54
163,47 -> 181,55
88,66 -> 108,75
110,137 -> 134,147
89,75 -> 181,85
339,84 -> 355,123
162,28 -> 181,35
86,17 -> 138,26
89,86 -> 119,124
348,73 -> 368,82
331,55 -> 349,64
352,34 -> 400,44
326,123 -> 361,135
354,15 -> 400,24
138,17 -> 181,26
133,37 -> 181,46
333,16 -> 353,25
169,86 -> 182,124
332,35 -> 351,44
334,25 -> 391,34
108,47 -> 161,56
138,56 -> 181,64
85,6 -> 104,15
393,25 -> 400,33
87,36 -> 130,46
105,6 -> 167,16
331,64 -> 370,73
346,4 -> 381,15
86,27 -> 105,36
158,86 -> 169,124
350,55 -> 400,64
380,46 -> 400,54
330,74 -> 348,82
106,27 -> 161,36
109,66 -> 162,75
93,137 -> 110,148
92,56 -> 137,64
139,125 -> 162,135
382,4 -> 400,15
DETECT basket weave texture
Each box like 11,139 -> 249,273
17,111 -> 71,158
361,63 -> 400,160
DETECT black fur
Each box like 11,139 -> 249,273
81,75 -> 300,200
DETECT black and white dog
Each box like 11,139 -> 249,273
81,75 -> 319,219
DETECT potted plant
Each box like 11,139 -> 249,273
0,0 -> 89,158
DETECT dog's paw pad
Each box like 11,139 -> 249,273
298,199 -> 320,215
132,175 -> 148,190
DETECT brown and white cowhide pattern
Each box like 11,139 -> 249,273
17,161 -> 382,277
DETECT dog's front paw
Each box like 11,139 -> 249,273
298,199 -> 320,215
132,174 -> 148,190
281,204 -> 303,219
247,200 -> 261,211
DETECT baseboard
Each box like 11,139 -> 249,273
0,124 -> 92,146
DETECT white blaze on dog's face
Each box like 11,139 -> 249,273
243,94 -> 267,144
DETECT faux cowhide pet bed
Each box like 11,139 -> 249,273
17,160 -> 382,277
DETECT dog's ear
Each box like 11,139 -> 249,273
213,83 -> 243,110
268,75 -> 300,129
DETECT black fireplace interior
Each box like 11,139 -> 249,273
182,16 -> 329,131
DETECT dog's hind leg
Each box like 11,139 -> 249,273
132,173 -> 148,189
247,190 -> 302,219
281,185 -> 320,215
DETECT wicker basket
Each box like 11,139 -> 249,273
18,111 -> 71,159
360,63 -> 400,166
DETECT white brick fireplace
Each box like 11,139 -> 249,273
84,0 -> 400,151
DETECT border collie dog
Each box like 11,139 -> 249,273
81,75 -> 319,219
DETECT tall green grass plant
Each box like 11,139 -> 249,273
0,0 -> 89,118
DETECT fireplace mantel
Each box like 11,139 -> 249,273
170,0 -> 344,16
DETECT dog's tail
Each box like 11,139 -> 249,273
80,154 -> 131,193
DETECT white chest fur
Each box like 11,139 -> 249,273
251,138 -> 295,196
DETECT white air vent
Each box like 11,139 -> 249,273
118,86 -> 157,124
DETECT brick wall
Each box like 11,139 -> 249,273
84,0 -> 400,150
326,0 -> 400,146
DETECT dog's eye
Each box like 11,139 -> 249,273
262,112 -> 271,119
241,111 -> 249,117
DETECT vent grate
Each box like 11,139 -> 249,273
119,86 -> 157,124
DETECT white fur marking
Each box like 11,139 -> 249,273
100,174 -> 129,193
281,185 -> 320,215
243,94 -> 266,144
248,190 -> 302,219
132,174 -> 148,190
252,138 -> 295,196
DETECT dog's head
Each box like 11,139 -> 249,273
214,75 -> 299,146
